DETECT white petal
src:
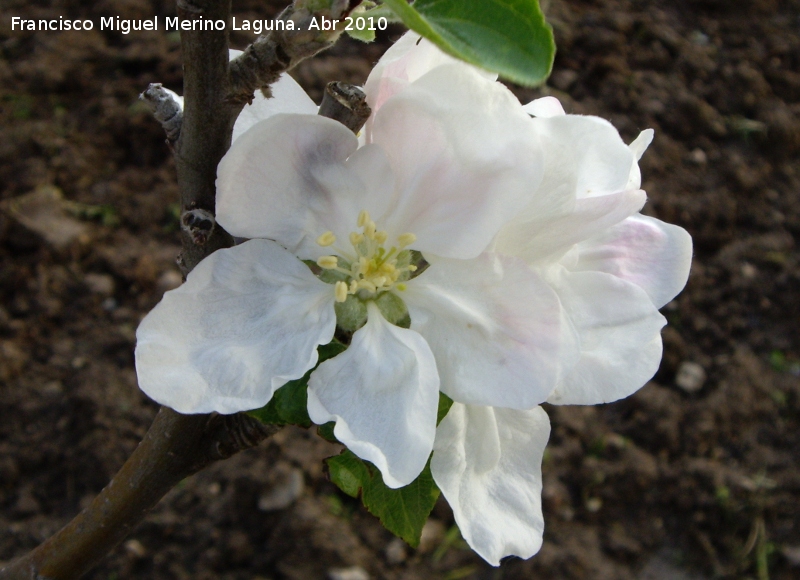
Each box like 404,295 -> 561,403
217,114 -> 394,259
228,49 -> 316,142
135,239 -> 336,414
625,129 -> 654,190
497,189 -> 647,265
629,128 -> 654,161
232,75 -> 317,143
307,303 -> 440,488
522,96 -> 565,118
573,214 -> 693,308
494,114 -> 639,262
546,268 -> 666,405
431,403 -> 550,566
365,32 -> 496,114
404,253 -> 575,409
369,64 -> 544,259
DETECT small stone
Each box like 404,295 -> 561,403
551,69 -> 579,91
675,361 -> 707,392
417,518 -> 446,554
741,263 -> 757,279
328,566 -> 369,580
157,269 -> 183,293
258,467 -> 304,511
124,539 -> 147,558
84,273 -> 115,295
688,148 -> 707,165
585,497 -> 603,512
0,186 -> 89,249
42,380 -> 64,395
385,537 -> 407,564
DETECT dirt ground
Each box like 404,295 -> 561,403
1,0 -> 799,578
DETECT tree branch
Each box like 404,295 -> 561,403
140,84 -> 183,144
0,409 -> 278,580
318,82 -> 371,134
228,3 -> 349,106
1,1 -> 354,577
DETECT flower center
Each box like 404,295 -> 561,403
315,210 -> 418,303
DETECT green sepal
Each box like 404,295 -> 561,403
374,291 -> 409,327
334,294 -> 368,331
327,449 -> 440,547
247,340 -> 347,427
437,392 -> 453,425
381,0 -> 555,87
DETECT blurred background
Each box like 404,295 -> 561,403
0,0 -> 799,578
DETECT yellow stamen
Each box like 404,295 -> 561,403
316,231 -> 336,247
317,256 -> 338,269
313,209 -> 421,302
334,281 -> 348,303
397,233 -> 416,248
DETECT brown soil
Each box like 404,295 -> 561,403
1,0 -> 799,578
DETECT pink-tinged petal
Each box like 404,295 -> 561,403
369,64 -> 544,259
135,239 -> 336,414
497,189 -> 647,265
365,32 -> 496,114
522,96 -> 566,118
573,214 -> 693,308
216,114 -> 394,260
494,114 -> 640,262
307,303 -> 439,488
431,403 -> 550,566
404,253 -> 576,409
546,268 -> 666,405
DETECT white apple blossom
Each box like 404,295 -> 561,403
430,98 -> 692,564
135,33 -> 692,564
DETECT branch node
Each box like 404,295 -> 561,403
140,83 -> 183,143
318,81 -> 371,134
180,207 -> 216,246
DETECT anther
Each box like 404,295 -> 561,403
334,281 -> 348,303
350,232 -> 364,246
397,233 -> 416,248
317,256 -> 338,269
357,210 -> 370,228
364,221 -> 376,239
316,231 -> 336,247
375,231 -> 388,244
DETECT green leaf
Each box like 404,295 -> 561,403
317,421 -> 339,443
327,449 -> 371,497
326,450 -> 440,546
345,24 -> 377,43
437,392 -> 453,425
382,0 -> 555,86
248,340 -> 347,428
